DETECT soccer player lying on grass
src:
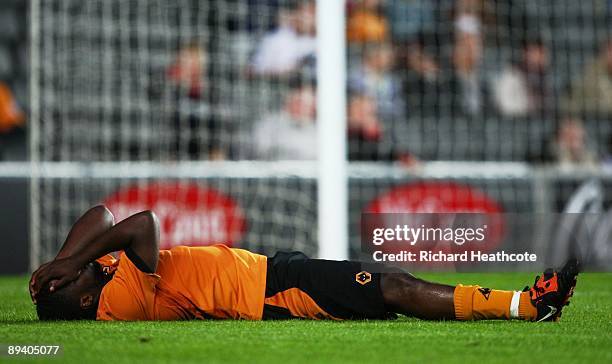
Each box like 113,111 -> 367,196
30,205 -> 579,323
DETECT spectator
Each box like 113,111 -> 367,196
0,81 -> 25,161
547,117 -> 597,169
348,43 -> 413,161
0,81 -> 24,134
492,37 -> 554,118
167,42 -> 226,160
564,39 -> 612,117
347,92 -> 417,163
346,0 -> 388,44
348,93 -> 381,141
402,33 -> 444,118
252,77 -> 317,160
347,93 -> 383,160
348,42 -> 405,123
453,0 -> 495,27
250,0 -> 316,76
167,42 -> 206,99
446,15 -> 491,116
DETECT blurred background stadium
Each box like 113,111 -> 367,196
0,0 -> 611,274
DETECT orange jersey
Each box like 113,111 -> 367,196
96,245 -> 267,321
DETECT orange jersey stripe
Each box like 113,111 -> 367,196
264,288 -> 340,320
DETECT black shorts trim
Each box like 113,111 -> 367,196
263,251 -> 395,320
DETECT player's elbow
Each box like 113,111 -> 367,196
136,210 -> 158,226
136,210 -> 160,236
91,204 -> 115,226
126,210 -> 160,252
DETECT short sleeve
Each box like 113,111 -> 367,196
96,254 -> 118,276
96,252 -> 160,321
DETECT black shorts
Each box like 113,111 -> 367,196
263,251 -> 396,320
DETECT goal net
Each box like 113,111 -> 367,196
30,0 -> 324,267
30,0 -> 612,270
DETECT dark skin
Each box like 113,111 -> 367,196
381,272 -> 456,320
29,205 -> 114,302
30,206 -> 454,320
30,207 -> 160,303
51,262 -> 109,312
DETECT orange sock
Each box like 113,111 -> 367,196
453,285 -> 537,321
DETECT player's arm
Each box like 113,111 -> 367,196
30,210 -> 160,298
29,205 -> 115,301
55,205 -> 115,260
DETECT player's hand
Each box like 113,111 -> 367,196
29,261 -> 51,303
29,258 -> 82,301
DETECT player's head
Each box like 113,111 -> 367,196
36,262 -> 106,320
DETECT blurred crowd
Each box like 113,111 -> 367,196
0,0 -> 26,161
160,0 -> 611,167
2,0 -> 612,168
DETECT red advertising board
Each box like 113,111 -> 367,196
104,182 -> 245,249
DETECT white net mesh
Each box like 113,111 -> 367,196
31,0 -> 612,267
345,0 -> 611,162
32,0 -> 321,265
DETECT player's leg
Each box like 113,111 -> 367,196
262,251 -> 579,322
380,271 -> 455,320
381,259 -> 580,322
263,252 -> 394,320
380,270 -> 535,320
265,253 -> 527,321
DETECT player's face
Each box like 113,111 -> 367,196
48,263 -> 104,314
71,263 -> 103,293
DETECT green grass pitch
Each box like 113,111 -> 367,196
1,273 -> 611,364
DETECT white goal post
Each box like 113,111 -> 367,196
316,0 -> 348,261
